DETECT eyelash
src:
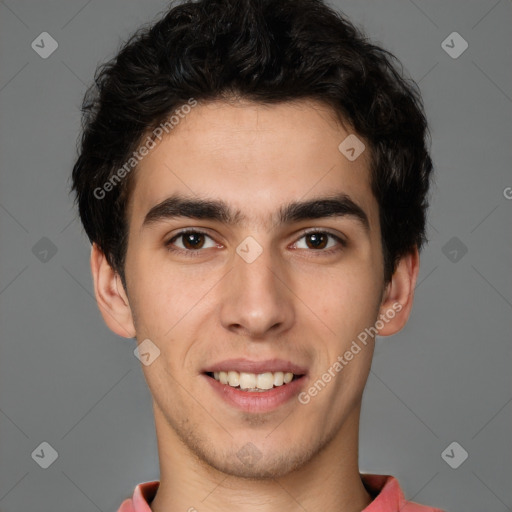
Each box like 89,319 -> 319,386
165,229 -> 346,257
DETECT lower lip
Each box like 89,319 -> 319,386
204,374 -> 307,413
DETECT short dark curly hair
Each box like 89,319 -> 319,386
71,0 -> 433,286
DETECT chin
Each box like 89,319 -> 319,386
201,446 -> 315,480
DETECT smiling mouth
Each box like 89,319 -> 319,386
205,371 -> 304,392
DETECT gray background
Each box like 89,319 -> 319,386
0,0 -> 510,511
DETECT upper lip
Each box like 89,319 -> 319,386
203,358 -> 308,375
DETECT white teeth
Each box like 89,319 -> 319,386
228,371 -> 239,387
256,372 -> 274,390
239,372 -> 256,390
273,371 -> 284,386
211,370 -> 298,390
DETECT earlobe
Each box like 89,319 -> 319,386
377,247 -> 420,337
90,243 -> 136,339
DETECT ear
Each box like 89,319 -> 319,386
376,247 -> 420,336
90,243 -> 136,338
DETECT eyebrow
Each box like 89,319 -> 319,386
141,193 -> 369,232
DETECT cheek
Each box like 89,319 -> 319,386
127,253 -> 216,341
297,262 -> 382,332
308,273 -> 379,400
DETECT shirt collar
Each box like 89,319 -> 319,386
128,474 -> 407,511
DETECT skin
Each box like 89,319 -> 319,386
91,99 -> 419,512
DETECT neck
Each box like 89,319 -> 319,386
150,402 -> 372,512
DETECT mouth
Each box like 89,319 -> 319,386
202,359 -> 308,412
205,370 -> 303,392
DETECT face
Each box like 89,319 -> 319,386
102,99 -> 409,479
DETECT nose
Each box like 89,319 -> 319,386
219,243 -> 295,339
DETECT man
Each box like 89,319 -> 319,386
71,0 -> 443,510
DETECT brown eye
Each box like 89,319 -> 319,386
293,231 -> 345,252
305,232 -> 329,249
167,230 -> 217,253
181,232 -> 205,250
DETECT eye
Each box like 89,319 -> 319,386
166,230 -> 218,252
293,231 -> 345,251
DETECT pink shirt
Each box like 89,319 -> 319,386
117,474 -> 445,511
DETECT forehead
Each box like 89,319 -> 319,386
127,99 -> 377,231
